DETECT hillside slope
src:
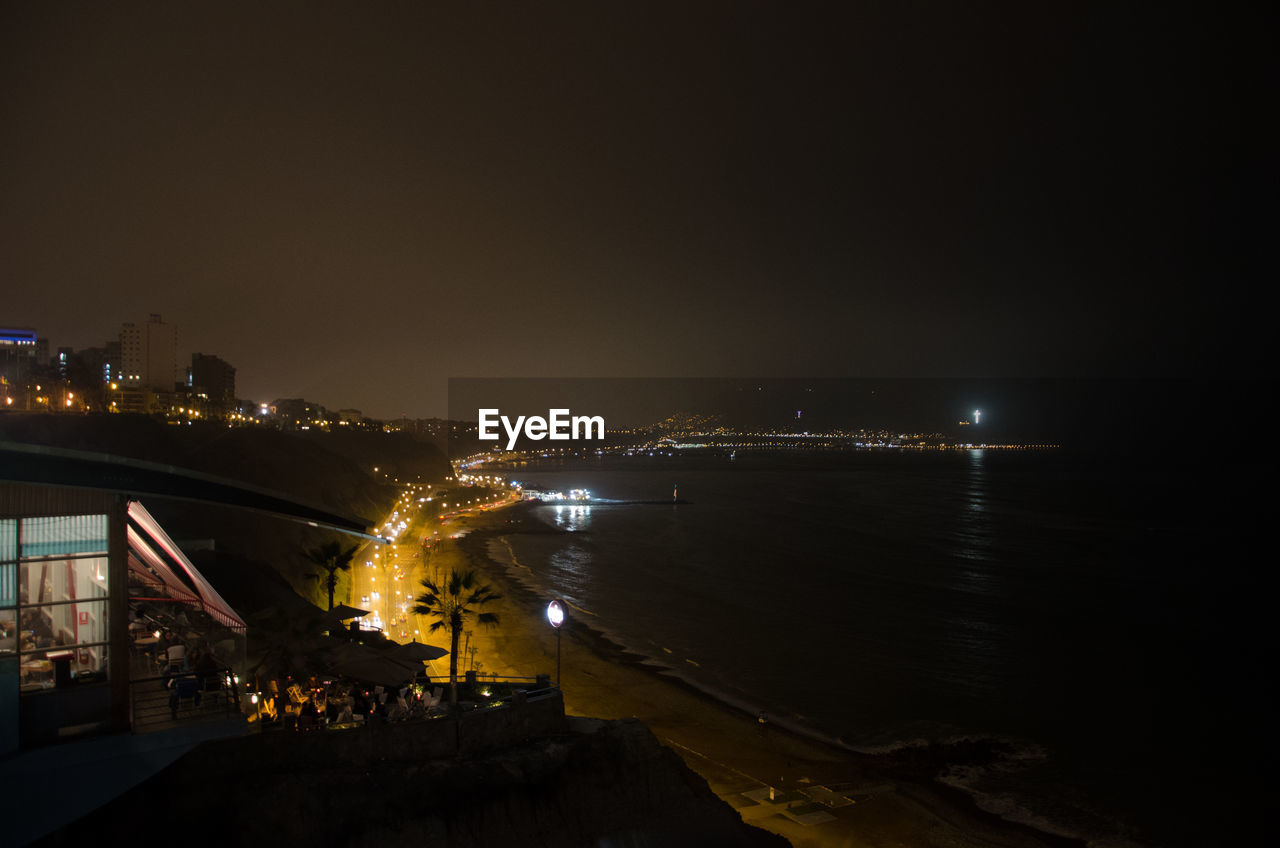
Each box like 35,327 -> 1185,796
0,413 -> 450,604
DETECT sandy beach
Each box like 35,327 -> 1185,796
418,502 -> 1078,848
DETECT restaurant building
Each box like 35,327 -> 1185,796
1,442 -> 371,753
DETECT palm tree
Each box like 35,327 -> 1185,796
305,540 -> 359,611
411,569 -> 501,705
246,605 -> 334,681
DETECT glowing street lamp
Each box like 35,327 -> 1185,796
546,600 -> 565,687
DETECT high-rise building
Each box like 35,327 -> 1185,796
191,353 -> 236,416
56,347 -> 73,381
120,314 -> 178,392
1,328 -> 41,405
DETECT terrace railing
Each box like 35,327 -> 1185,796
129,667 -> 242,734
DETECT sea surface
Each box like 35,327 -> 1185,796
482,449 -> 1267,848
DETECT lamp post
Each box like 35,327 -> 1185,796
546,600 -> 565,688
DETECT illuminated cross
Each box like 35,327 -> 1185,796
973,410 -> 981,424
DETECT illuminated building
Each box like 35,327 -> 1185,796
120,313 -> 179,392
1,328 -> 42,403
1,443 -> 370,843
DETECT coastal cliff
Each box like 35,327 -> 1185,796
38,715 -> 788,847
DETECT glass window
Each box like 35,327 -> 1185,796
11,514 -> 112,694
1,518 -> 15,561
20,515 -> 109,559
18,601 -> 108,650
0,562 -> 14,610
18,646 -> 109,690
17,558 -> 109,606
1,519 -> 15,610
1,613 -> 15,655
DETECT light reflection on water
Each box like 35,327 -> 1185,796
549,545 -> 592,587
552,503 -> 592,531
967,449 -> 987,513
958,449 -> 992,566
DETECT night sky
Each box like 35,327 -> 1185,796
3,2 -> 1269,419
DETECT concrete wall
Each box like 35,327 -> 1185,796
456,690 -> 566,755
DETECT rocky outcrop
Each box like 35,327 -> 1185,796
40,716 -> 787,847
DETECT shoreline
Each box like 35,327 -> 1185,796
442,502 -> 1087,848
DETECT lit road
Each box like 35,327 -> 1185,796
349,481 -> 435,642
348,475 -> 517,673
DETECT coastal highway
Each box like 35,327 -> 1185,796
348,479 -> 517,667
348,481 -> 437,642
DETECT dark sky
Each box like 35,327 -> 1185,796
3,2 -> 1270,418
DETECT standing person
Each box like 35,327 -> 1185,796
325,686 -> 341,724
299,697 -> 319,730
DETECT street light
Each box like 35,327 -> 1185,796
546,600 -> 565,688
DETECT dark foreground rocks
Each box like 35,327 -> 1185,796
39,716 -> 787,848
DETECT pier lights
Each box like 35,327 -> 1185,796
546,600 -> 565,688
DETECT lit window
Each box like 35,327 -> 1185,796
2,515 -> 111,687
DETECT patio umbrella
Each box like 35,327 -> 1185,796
390,639 -> 449,662
324,604 -> 371,621
327,642 -> 421,687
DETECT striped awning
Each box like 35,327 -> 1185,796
127,500 -> 246,630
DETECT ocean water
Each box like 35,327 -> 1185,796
484,450 -> 1268,847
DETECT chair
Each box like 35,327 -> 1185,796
166,644 -> 187,673
170,676 -> 202,719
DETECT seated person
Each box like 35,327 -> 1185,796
21,610 -> 53,645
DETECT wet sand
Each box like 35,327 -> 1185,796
433,503 -> 1079,848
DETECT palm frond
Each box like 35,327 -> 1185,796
472,587 -> 502,604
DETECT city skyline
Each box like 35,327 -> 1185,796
3,3 -> 1269,420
